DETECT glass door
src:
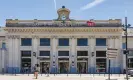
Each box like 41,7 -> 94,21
40,62 -> 50,73
77,62 -> 87,73
58,62 -> 69,73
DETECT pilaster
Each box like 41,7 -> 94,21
14,36 -> 20,71
89,36 -> 96,73
70,36 -> 76,73
32,35 -> 39,67
51,36 -> 58,73
7,35 -> 13,73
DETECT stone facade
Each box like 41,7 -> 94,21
0,6 -> 132,74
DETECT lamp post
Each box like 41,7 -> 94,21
123,17 -> 131,80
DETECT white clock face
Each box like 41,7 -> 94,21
61,15 -> 66,20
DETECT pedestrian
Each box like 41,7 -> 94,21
33,65 -> 36,77
34,64 -> 39,79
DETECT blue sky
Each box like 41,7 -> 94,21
0,0 -> 133,26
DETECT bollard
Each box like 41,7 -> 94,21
28,69 -> 29,76
47,71 -> 49,77
12,68 -> 13,75
15,69 -> 16,76
54,68 -> 55,76
22,68 -> 23,74
67,73 -> 68,76
41,69 -> 42,76
2,68 -> 4,75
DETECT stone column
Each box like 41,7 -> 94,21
70,36 -> 76,73
7,35 -> 13,73
1,49 -> 5,72
0,40 -> 2,72
51,36 -> 58,73
12,36 -> 15,73
14,35 -> 20,73
108,36 -> 115,73
115,36 -> 121,73
89,36 -> 95,73
32,35 -> 38,68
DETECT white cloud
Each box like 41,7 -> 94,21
54,0 -> 57,11
80,0 -> 106,10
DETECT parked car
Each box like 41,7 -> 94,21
128,69 -> 133,76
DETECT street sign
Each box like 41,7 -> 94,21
106,48 -> 118,59
106,48 -> 118,80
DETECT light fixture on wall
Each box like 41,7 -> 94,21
72,55 -> 74,57
33,52 -> 36,57
92,52 -> 94,57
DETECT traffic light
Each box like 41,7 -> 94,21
123,50 -> 129,54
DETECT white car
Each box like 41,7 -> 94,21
128,70 -> 133,76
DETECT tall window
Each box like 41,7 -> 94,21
39,51 -> 50,56
96,51 -> 106,57
21,51 -> 31,57
77,38 -> 88,46
128,58 -> 133,68
58,51 -> 69,56
58,38 -> 69,46
77,51 -> 88,56
128,51 -> 133,68
21,38 -> 32,46
40,38 -> 50,46
21,51 -> 31,72
21,58 -> 31,72
96,38 -> 106,46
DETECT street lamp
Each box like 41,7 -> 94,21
122,17 -> 131,80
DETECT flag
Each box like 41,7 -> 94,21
87,21 -> 95,26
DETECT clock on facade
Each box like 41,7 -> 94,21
61,15 -> 66,20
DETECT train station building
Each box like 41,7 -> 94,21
0,6 -> 130,74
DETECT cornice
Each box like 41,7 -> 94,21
4,27 -> 123,33
7,35 -> 20,39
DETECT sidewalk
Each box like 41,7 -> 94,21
0,74 -> 132,80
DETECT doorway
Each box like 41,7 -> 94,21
77,61 -> 88,73
58,58 -> 69,74
58,62 -> 69,73
40,62 -> 50,73
77,58 -> 88,73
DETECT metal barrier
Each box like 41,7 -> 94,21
1,68 -> 130,79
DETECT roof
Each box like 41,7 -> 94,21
5,6 -> 122,28
6,19 -> 122,27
